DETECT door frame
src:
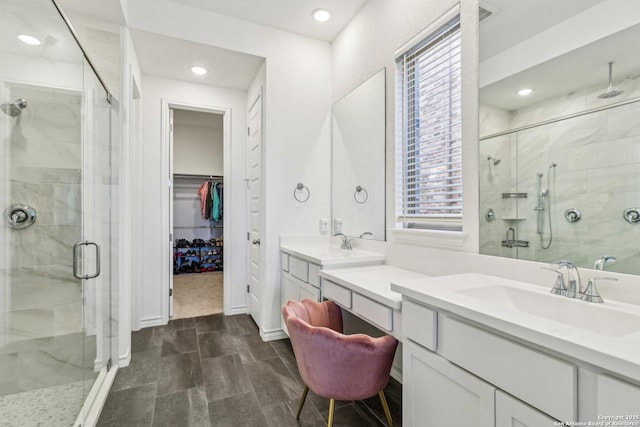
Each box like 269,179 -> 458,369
160,99 -> 231,324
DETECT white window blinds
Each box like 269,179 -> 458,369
397,16 -> 462,231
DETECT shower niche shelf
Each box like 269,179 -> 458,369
502,192 -> 528,199
501,216 -> 526,221
501,239 -> 530,248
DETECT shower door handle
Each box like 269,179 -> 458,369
73,241 -> 101,279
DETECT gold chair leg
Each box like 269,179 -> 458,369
379,390 -> 394,427
296,385 -> 309,420
327,398 -> 335,427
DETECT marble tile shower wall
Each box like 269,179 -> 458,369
2,85 -> 83,345
480,82 -> 640,273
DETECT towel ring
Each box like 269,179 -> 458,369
354,186 -> 368,204
294,183 -> 310,203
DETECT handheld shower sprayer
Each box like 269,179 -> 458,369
487,156 -> 501,166
535,163 -> 557,249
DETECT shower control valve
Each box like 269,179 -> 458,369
564,208 -> 582,223
623,207 -> 640,224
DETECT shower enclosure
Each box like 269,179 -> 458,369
0,0 -> 117,425
479,97 -> 640,273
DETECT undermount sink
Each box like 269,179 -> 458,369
458,285 -> 640,338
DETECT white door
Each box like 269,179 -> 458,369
247,91 -> 262,324
168,108 -> 175,317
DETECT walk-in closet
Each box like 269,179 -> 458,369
171,108 -> 225,319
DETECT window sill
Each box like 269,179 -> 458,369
389,227 -> 467,251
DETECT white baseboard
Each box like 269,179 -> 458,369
140,316 -> 163,328
225,306 -> 247,316
260,328 -> 288,342
119,347 -> 131,368
390,363 -> 403,384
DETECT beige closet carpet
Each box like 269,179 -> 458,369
172,272 -> 223,319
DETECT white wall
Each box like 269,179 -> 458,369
126,0 -> 332,335
173,121 -> 223,176
139,74 -> 248,325
331,0 -> 479,252
117,26 -> 142,366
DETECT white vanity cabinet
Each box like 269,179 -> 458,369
402,300 -> 566,426
495,391 -> 557,427
281,256 -> 322,334
279,244 -> 386,335
596,375 -> 640,417
404,339 -> 495,427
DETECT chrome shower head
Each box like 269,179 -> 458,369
598,62 -> 623,99
1,98 -> 28,117
487,155 -> 501,166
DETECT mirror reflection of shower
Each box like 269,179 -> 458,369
1,98 -> 28,117
535,163 -> 557,249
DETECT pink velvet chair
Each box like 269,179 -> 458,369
282,299 -> 398,427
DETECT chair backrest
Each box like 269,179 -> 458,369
282,299 -> 398,401
283,299 -> 343,333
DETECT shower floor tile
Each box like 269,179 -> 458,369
0,381 -> 85,427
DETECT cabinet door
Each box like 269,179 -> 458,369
282,273 -> 299,305
597,375 -> 640,416
496,390 -> 557,427
403,340 -> 495,427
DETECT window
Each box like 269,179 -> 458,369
397,16 -> 462,231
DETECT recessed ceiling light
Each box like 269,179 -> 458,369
517,88 -> 533,96
312,9 -> 331,23
191,66 -> 208,76
18,34 -> 41,46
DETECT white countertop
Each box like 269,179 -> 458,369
391,273 -> 640,383
280,244 -> 385,267
319,265 -> 430,309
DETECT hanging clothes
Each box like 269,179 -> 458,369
212,182 -> 221,222
217,183 -> 223,218
204,181 -> 213,220
198,181 -> 209,219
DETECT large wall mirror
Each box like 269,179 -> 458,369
332,68 -> 386,241
478,0 -> 640,274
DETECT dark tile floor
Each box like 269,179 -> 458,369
97,314 -> 402,427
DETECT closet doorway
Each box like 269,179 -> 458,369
170,108 -> 225,319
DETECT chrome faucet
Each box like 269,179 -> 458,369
359,231 -> 373,238
552,259 -> 582,298
593,255 -> 616,271
334,232 -> 353,250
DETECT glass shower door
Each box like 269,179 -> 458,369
0,0 -> 114,425
77,58 -> 114,424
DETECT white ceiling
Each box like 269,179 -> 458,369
479,0 -> 640,111
57,0 -> 367,89
57,0 -> 125,25
480,23 -> 640,111
130,29 -> 265,90
169,0 -> 369,42
479,0 -> 604,61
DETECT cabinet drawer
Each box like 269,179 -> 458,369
289,256 -> 308,282
404,299 -> 437,351
352,293 -> 392,331
439,315 -> 576,422
322,280 -> 352,308
308,263 -> 320,287
281,253 -> 289,272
